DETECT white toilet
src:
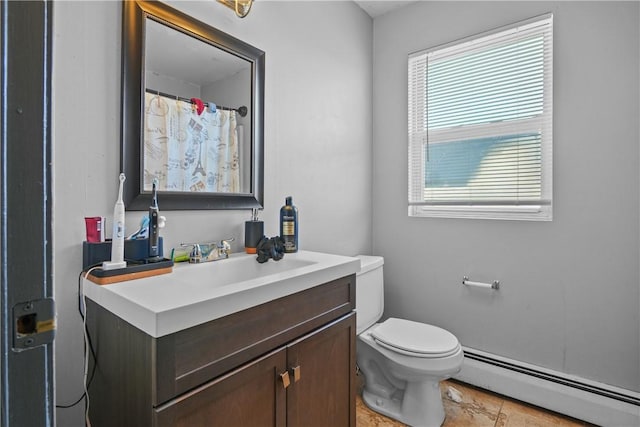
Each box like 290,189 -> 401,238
355,255 -> 464,427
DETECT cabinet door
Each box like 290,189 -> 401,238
287,313 -> 356,427
155,348 -> 287,427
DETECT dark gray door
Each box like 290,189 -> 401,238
1,1 -> 55,425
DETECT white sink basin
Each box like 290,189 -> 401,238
174,255 -> 316,287
83,250 -> 360,337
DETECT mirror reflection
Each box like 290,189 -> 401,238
144,18 -> 252,194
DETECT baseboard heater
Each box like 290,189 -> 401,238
463,349 -> 640,406
456,347 -> 640,426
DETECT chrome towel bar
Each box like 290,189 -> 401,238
463,276 -> 500,290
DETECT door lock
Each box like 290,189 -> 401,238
12,298 -> 55,351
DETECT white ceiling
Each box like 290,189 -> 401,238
354,0 -> 417,18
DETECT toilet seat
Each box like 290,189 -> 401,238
371,318 -> 461,358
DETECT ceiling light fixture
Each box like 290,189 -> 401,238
217,0 -> 253,18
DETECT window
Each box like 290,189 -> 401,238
408,15 -> 553,220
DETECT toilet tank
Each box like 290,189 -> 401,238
355,255 -> 384,334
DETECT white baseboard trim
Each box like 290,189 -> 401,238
454,347 -> 640,427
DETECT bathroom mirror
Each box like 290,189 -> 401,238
121,0 -> 264,210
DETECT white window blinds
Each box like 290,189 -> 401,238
408,14 -> 553,220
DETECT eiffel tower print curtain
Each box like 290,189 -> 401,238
143,92 -> 240,193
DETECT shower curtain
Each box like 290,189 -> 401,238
143,92 -> 240,193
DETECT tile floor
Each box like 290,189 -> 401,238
356,379 -> 593,427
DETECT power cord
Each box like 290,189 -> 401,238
55,267 -> 100,427
57,260 -> 138,424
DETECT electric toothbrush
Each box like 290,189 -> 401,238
103,173 -> 127,270
147,179 -> 162,262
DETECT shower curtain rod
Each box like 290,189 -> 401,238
146,88 -> 248,117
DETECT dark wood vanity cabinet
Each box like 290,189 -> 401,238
154,314 -> 354,427
86,274 -> 356,427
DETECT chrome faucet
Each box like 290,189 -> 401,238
181,238 -> 234,263
217,238 -> 233,258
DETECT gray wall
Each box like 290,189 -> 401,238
51,2 -> 639,425
372,1 -> 639,392
53,1 -> 373,425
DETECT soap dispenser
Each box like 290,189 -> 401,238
279,196 -> 298,253
244,209 -> 264,254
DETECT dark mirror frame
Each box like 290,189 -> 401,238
121,0 -> 265,210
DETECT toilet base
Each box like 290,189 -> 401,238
361,378 -> 445,427
356,321 -> 463,427
362,388 -> 404,423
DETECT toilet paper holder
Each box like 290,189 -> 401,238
462,276 -> 500,290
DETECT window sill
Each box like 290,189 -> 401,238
408,205 -> 552,221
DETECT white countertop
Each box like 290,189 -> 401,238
82,250 -> 360,338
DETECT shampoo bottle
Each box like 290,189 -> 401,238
280,196 -> 298,253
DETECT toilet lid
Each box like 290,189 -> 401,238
371,318 -> 460,358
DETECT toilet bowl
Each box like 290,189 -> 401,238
355,255 -> 463,427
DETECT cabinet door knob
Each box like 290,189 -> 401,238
280,371 -> 291,389
290,365 -> 301,383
